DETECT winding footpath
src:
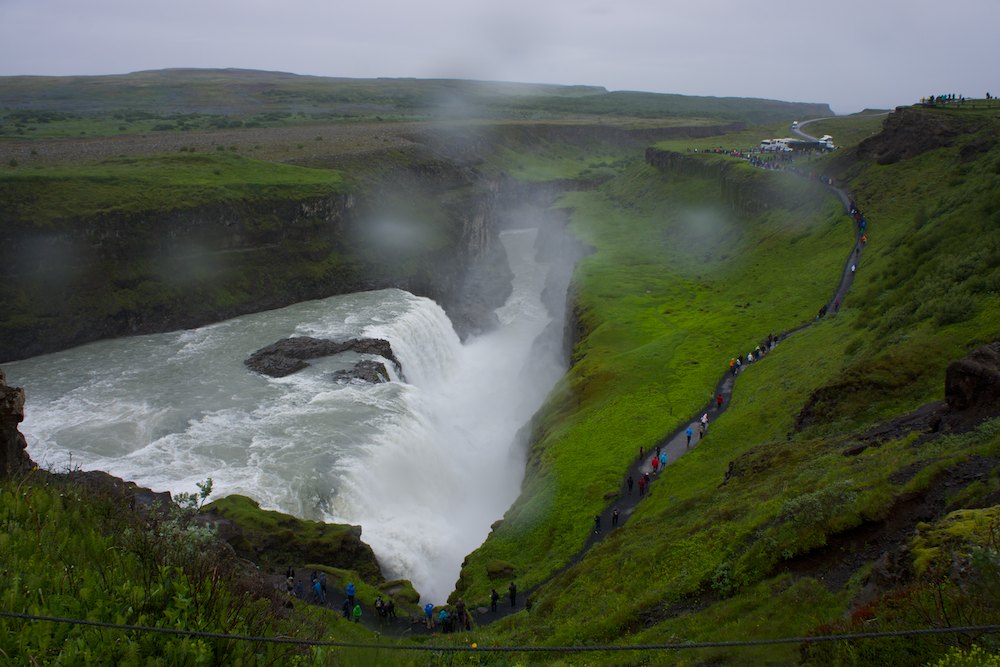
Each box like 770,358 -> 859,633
284,127 -> 871,636
558,119 -> 870,585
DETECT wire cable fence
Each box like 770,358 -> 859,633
3,611 -> 1000,654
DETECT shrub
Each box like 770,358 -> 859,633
932,292 -> 978,325
778,480 -> 858,527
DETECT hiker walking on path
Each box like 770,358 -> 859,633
491,588 -> 499,613
686,425 -> 693,448
424,602 -> 435,629
612,507 -> 619,527
659,450 -> 667,470
594,514 -> 601,534
627,475 -> 634,495
346,581 -> 355,608
456,599 -> 470,631
509,581 -> 517,608
312,577 -> 325,604
716,393 -> 724,410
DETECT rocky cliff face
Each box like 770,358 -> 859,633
0,159 -> 514,361
856,107 -> 966,165
0,369 -> 32,474
644,147 -> 829,218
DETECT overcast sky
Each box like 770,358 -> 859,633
1,0 -> 996,114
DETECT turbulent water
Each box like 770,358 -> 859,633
5,228 -> 565,603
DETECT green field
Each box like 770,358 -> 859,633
0,153 -> 345,225
0,69 -> 831,140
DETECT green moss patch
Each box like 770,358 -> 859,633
203,494 -> 383,583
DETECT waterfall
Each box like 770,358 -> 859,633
6,228 -> 566,605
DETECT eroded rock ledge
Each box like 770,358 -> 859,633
244,335 -> 402,379
0,369 -> 32,474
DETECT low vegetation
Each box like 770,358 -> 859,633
0,471 -> 348,665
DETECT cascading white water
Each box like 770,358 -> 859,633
5,228 -> 565,603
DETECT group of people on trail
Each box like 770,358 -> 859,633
849,200 -> 869,240
922,93 -> 965,106
283,567 -> 371,624
428,598 -> 471,633
729,334 -> 777,377
420,582 -> 519,634
846,199 -> 871,292
340,581 -> 362,622
595,507 -> 622,533
691,146 -> 834,177
374,594 -> 396,620
309,571 -> 327,604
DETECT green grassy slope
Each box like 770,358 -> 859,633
455,155 -> 851,602
454,106 -> 1000,665
0,472 -> 377,665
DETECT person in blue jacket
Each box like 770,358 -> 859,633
346,582 -> 355,608
686,425 -> 693,448
424,602 -> 435,629
438,607 -> 451,633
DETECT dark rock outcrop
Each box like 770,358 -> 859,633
856,107 -> 963,165
200,494 -> 384,583
942,341 -> 1000,430
0,368 -> 33,474
332,359 -> 391,383
63,468 -> 174,515
644,147 -> 829,218
245,336 -> 401,378
794,341 -> 1000,455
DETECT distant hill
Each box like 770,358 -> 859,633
0,68 -> 831,125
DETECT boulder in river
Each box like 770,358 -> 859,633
332,359 -> 391,384
245,336 -> 402,378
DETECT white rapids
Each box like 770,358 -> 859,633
4,228 -> 566,603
